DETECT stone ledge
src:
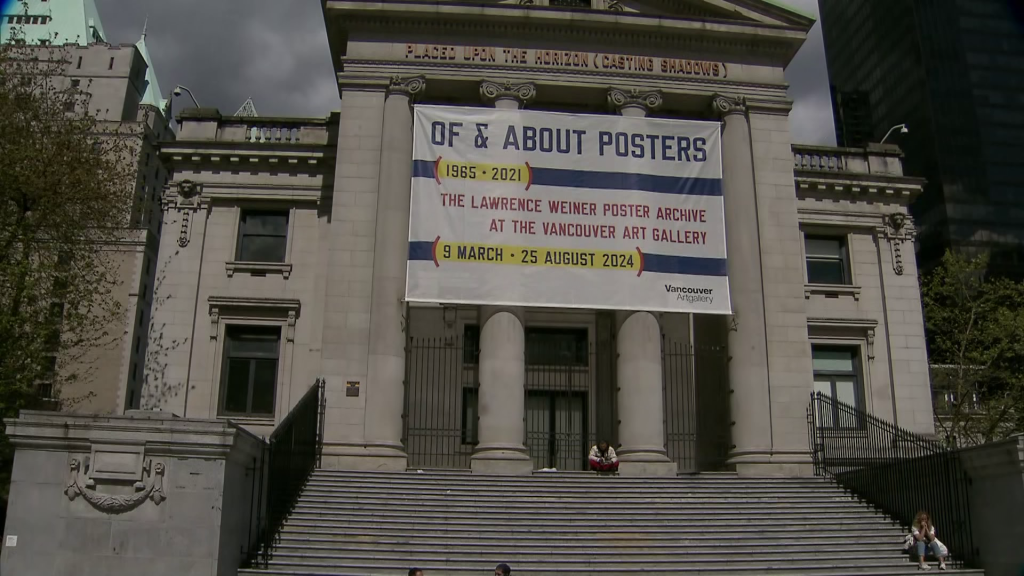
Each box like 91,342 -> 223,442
4,411 -> 264,459
805,283 -> 862,301
225,260 -> 293,279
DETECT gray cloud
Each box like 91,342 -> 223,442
96,0 -> 338,118
782,0 -> 837,146
97,0 -> 835,144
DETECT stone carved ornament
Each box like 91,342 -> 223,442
387,75 -> 426,98
712,94 -> 747,116
65,458 -> 166,513
480,80 -> 537,106
884,212 -> 910,276
608,88 -> 663,113
174,179 -> 202,248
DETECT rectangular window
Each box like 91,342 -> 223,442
70,79 -> 80,88
108,57 -> 114,70
805,235 -> 851,285
236,210 -> 289,263
76,56 -> 82,69
812,345 -> 864,428
526,327 -> 588,367
461,387 -> 479,445
550,0 -> 592,7
219,325 -> 281,416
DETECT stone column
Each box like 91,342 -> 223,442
608,88 -> 677,476
362,75 -> 425,468
712,94 -> 773,473
471,80 -> 536,475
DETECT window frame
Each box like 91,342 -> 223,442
235,208 -> 290,264
804,233 -> 853,286
218,324 -> 282,418
811,344 -> 866,429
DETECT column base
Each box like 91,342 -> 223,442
320,441 -> 408,472
727,449 -> 814,477
471,443 -> 533,475
618,450 -> 677,477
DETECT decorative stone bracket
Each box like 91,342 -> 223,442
65,458 -> 165,513
883,212 -> 912,276
167,179 -> 204,248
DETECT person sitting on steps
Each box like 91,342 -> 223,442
588,440 -> 619,473
910,510 -> 948,571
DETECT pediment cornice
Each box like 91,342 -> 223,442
324,1 -> 809,69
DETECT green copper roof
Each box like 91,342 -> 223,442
1,0 -> 107,45
135,25 -> 167,113
761,0 -> 816,22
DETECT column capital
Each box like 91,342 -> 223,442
608,87 -> 663,115
711,94 -> 747,117
387,75 -> 426,99
480,80 -> 537,107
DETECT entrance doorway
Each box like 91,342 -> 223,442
524,326 -> 594,471
525,391 -> 588,470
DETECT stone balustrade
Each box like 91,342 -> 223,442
792,143 -> 907,177
175,107 -> 332,145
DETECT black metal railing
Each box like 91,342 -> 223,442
404,335 -> 598,471
807,392 -> 976,568
662,339 -> 730,473
246,378 -> 326,568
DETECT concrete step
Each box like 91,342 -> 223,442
285,508 -> 889,524
311,471 -> 834,486
301,484 -> 852,500
275,532 -> 906,547
280,518 -> 905,535
282,516 -> 902,532
269,541 -> 907,556
262,549 -> 910,564
241,567 -> 982,576
248,470 -> 971,576
290,497 -> 874,513
252,557 -> 968,575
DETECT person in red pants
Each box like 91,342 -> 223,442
588,440 -> 619,472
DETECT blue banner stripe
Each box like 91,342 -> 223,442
408,241 -> 727,277
411,160 -> 721,197
643,254 -> 728,277
409,241 -> 434,261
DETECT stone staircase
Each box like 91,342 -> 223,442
239,470 -> 984,576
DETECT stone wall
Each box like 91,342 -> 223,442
959,436 -> 1024,576
0,411 -> 264,576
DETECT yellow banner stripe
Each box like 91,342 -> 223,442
435,241 -> 642,273
436,159 -> 531,185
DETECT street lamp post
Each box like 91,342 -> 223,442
880,123 -> 909,144
172,85 -> 200,109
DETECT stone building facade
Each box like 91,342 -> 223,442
133,0 -> 935,477
1,0 -> 173,415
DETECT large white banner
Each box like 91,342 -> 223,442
406,105 -> 731,314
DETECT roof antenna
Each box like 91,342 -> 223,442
141,16 -> 148,39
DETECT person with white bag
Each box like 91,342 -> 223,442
906,510 -> 949,571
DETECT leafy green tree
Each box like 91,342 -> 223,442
922,251 -> 1024,446
0,36 -> 140,527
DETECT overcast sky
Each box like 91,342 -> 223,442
95,0 -> 835,146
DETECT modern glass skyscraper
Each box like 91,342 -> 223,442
820,0 -> 1024,277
